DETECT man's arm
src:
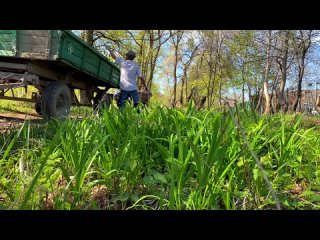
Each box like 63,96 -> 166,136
108,48 -> 117,60
107,47 -> 123,66
105,45 -> 117,60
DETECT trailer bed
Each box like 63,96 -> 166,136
0,30 -> 120,88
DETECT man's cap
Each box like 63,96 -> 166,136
126,50 -> 136,58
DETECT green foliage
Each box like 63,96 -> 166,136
1,105 -> 320,209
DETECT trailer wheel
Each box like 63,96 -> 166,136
35,94 -> 42,115
41,82 -> 71,118
35,102 -> 42,115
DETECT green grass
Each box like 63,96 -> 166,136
0,100 -> 34,113
1,103 -> 320,209
0,87 -> 35,113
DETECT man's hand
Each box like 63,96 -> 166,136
106,45 -> 117,60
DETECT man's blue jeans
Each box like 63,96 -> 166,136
117,90 -> 140,113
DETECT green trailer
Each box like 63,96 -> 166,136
0,30 -> 120,117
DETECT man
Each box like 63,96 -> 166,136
107,46 -> 148,112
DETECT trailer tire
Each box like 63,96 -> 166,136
35,102 -> 42,115
41,82 -> 71,118
34,94 -> 42,115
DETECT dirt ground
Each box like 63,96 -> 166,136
0,112 -> 42,134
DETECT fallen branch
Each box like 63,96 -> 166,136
222,98 -> 281,210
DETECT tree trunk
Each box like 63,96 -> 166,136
293,63 -> 305,111
218,53 -> 222,107
183,42 -> 200,105
248,84 -> 252,102
86,30 -> 94,46
147,30 -> 172,89
187,87 -> 195,103
316,96 -> 320,112
217,31 -> 223,107
172,44 -> 178,108
80,30 -> 95,104
242,78 -> 245,107
207,71 -> 211,109
185,76 -> 188,105
171,31 -> 183,108
180,77 -> 185,105
292,30 -> 312,112
241,46 -> 249,108
277,30 -> 290,112
198,96 -> 207,110
263,30 -> 272,115
255,86 -> 264,113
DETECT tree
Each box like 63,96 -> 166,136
198,30 -> 221,108
292,30 -> 313,112
261,30 -> 273,114
79,30 -> 96,105
179,34 -> 201,106
126,30 -> 172,90
170,30 -> 184,107
227,30 -> 262,107
276,30 -> 290,112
